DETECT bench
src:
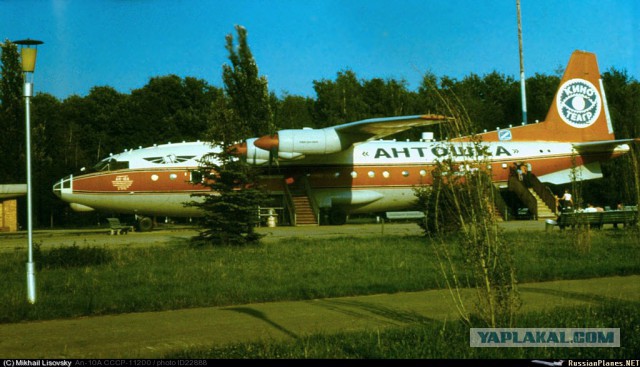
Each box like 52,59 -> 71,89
557,210 -> 638,230
385,211 -> 425,221
107,218 -> 134,235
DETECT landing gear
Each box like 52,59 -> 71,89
136,216 -> 154,232
328,208 -> 347,225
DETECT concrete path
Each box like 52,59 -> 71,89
1,275 -> 638,358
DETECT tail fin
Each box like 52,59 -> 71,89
478,50 -> 615,142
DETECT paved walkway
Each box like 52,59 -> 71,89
1,275 -> 638,358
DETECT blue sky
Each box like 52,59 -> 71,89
2,0 -> 638,100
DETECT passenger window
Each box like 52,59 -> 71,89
190,170 -> 204,183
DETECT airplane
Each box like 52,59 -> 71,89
53,50 -> 638,229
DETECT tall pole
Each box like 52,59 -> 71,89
14,38 -> 43,305
25,78 -> 36,304
517,0 -> 527,125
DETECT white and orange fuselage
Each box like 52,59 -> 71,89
53,51 -> 637,222
53,139 -> 629,217
53,142 -> 215,217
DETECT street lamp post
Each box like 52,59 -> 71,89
14,38 -> 43,304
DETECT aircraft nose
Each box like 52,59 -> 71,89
52,181 -> 62,198
254,134 -> 279,151
52,175 -> 73,199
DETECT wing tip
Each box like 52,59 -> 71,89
420,114 -> 453,121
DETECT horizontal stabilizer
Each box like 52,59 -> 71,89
572,138 -> 639,153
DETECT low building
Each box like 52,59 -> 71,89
0,184 -> 26,232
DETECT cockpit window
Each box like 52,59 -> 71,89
93,158 -> 129,172
93,159 -> 110,172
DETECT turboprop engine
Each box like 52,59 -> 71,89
254,128 -> 344,160
245,137 -> 271,165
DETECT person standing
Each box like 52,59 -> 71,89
516,163 -> 523,181
561,189 -> 573,210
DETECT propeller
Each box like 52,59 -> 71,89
254,133 -> 279,151
255,134 -> 280,174
226,141 -> 247,156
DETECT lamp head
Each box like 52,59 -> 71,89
13,39 -> 44,73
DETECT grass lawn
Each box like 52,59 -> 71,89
0,229 -> 638,323
0,226 -> 638,358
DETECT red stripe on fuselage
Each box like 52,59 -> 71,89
71,150 -> 621,194
268,151 -> 621,189
72,169 -> 207,193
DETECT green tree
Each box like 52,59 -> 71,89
273,93 -> 315,130
57,94 -> 97,171
525,73 -> 560,123
600,69 -> 639,206
0,41 -> 25,182
173,77 -> 223,141
190,25 -> 270,245
189,150 -> 267,246
451,72 -> 519,133
57,88 -> 127,173
127,75 -> 189,146
222,25 -> 273,138
30,93 -> 64,226
82,86 -> 128,163
313,69 -> 368,127
416,71 -> 443,112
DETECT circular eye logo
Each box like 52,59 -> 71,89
556,78 -> 601,128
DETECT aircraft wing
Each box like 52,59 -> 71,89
334,114 -> 451,142
572,138 -> 640,153
250,114 -> 452,159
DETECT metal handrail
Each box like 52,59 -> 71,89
528,174 -> 557,214
508,175 -> 538,218
257,206 -> 285,227
282,180 -> 296,226
490,183 -> 511,221
301,176 -> 321,225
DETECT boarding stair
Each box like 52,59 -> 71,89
280,175 -> 320,226
490,204 -> 505,222
507,172 -> 557,220
490,183 -> 510,222
292,194 -> 318,225
528,188 -> 556,219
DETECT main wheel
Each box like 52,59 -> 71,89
137,216 -> 154,232
328,208 -> 347,225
